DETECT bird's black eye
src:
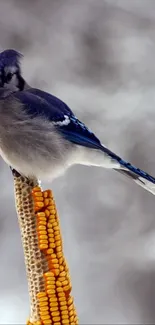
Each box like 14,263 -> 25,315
6,72 -> 13,82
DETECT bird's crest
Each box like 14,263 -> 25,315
0,49 -> 23,70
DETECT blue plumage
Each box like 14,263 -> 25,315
13,89 -> 155,185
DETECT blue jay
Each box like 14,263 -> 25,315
0,49 -> 155,195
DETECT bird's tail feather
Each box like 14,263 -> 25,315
100,144 -> 155,195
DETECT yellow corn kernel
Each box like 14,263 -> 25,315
37,292 -> 47,298
44,198 -> 50,205
48,232 -> 54,238
54,230 -> 60,236
38,225 -> 46,230
37,212 -> 46,217
48,237 -> 55,243
62,316 -> 69,321
59,271 -> 66,277
56,280 -> 62,287
67,297 -> 74,305
47,289 -> 56,295
39,234 -> 48,240
41,319 -> 52,325
48,234 -> 54,239
35,197 -> 44,202
44,271 -> 55,278
52,316 -> 61,322
35,202 -> 44,208
58,297 -> 66,302
51,311 -> 60,317
58,258 -> 63,265
49,302 -> 59,308
48,214 -> 55,219
69,310 -> 74,317
59,265 -> 64,272
43,191 -> 48,198
49,218 -> 56,224
46,248 -> 54,255
49,243 -> 56,248
51,258 -> 59,264
46,280 -> 55,286
39,240 -> 48,245
47,222 -> 53,229
40,306 -> 49,312
61,310 -> 69,316
55,240 -> 62,247
58,277 -> 66,283
45,280 -> 55,286
52,221 -> 58,227
63,284 -> 71,292
56,286 -> 63,292
60,305 -> 68,311
50,306 -> 59,312
39,244 -> 48,250
38,296 -> 48,302
54,234 -> 61,241
48,216 -> 55,223
49,263 -> 59,269
61,319 -> 69,325
45,209 -> 50,217
40,310 -> 50,316
39,301 -> 49,307
53,269 -> 60,276
46,284 -> 55,290
56,251 -> 63,259
32,186 -> 42,195
62,280 -> 69,286
45,189 -> 52,197
49,297 -> 58,303
59,301 -> 67,306
48,196 -> 54,201
49,208 -> 56,214
68,304 -> 74,312
38,230 -> 47,235
48,228 -> 54,234
46,205 -> 54,211
56,246 -> 62,252
58,293 -> 65,299
41,315 -> 51,320
69,315 -> 74,322
33,190 -> 42,196
38,219 -> 46,225
38,216 -> 47,221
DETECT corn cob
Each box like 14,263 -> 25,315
13,174 -> 78,325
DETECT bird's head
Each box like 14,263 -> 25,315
0,49 -> 25,91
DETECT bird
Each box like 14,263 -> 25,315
0,48 -> 155,195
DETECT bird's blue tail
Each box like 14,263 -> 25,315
100,144 -> 155,195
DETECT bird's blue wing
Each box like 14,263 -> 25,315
13,90 -> 71,123
13,89 -> 103,150
26,88 -> 103,149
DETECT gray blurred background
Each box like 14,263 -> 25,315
1,0 -> 155,323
